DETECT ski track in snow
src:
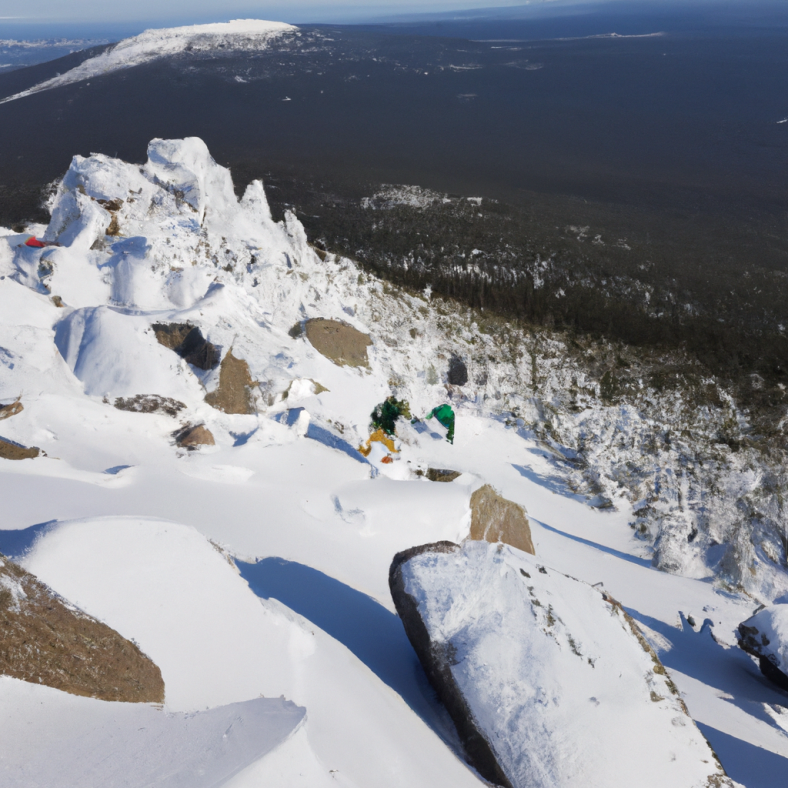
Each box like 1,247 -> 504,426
0,130 -> 785,785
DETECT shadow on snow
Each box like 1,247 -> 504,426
236,556 -> 460,746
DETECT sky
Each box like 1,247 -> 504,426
0,0 -> 601,27
0,0 -> 763,34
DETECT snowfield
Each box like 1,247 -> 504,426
0,135 -> 786,785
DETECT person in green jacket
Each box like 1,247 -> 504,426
425,403 -> 455,444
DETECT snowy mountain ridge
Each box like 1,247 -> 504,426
0,20 -> 297,105
1,138 -> 787,785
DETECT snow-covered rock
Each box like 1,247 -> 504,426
738,605 -> 788,692
0,20 -> 297,105
390,540 -> 732,788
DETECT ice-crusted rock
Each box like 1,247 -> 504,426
390,540 -> 731,788
738,605 -> 788,692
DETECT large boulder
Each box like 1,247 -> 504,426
0,553 -> 164,703
390,540 -> 731,788
205,350 -> 257,414
304,318 -> 372,368
738,605 -> 788,692
468,484 -> 535,555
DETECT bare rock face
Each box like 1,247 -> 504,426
390,541 -> 732,788
205,350 -> 257,415
0,400 -> 23,421
0,437 -> 39,460
0,554 -> 165,703
469,484 -> 535,555
304,318 -> 372,368
152,322 -> 220,370
114,394 -> 186,417
174,424 -> 215,449
738,605 -> 788,692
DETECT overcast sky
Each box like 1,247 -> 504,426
0,0 -> 611,26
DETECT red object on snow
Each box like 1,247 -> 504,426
24,237 -> 46,248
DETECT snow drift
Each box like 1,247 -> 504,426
390,540 -> 732,788
0,678 -> 304,788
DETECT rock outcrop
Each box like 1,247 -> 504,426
152,322 -> 220,370
738,605 -> 788,692
0,437 -> 39,460
426,468 -> 461,483
304,318 -> 372,368
390,540 -> 731,788
0,400 -> 23,421
174,424 -> 215,449
468,484 -> 535,555
205,350 -> 257,414
0,553 -> 164,703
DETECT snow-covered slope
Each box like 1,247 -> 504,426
0,138 -> 785,785
392,539 -> 731,788
0,20 -> 296,105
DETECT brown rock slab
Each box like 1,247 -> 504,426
0,554 -> 165,703
304,318 -> 372,368
0,400 -> 23,421
0,438 -> 39,460
205,350 -> 257,415
174,424 -> 215,449
468,484 -> 535,555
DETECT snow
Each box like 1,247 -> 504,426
0,21 -> 297,105
0,136 -> 784,785
0,677 -> 305,787
13,516 -> 478,788
401,540 -> 730,788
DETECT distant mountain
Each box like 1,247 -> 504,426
0,20 -> 296,105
